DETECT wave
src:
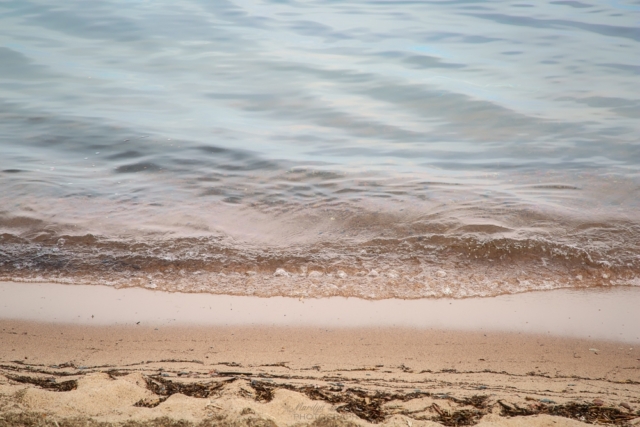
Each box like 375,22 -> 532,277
2,209 -> 638,299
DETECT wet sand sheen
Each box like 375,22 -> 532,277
0,281 -> 638,343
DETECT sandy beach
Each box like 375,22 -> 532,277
1,283 -> 640,426
1,321 -> 639,426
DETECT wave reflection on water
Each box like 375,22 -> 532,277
1,0 -> 639,298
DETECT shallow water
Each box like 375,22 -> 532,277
1,0 -> 639,298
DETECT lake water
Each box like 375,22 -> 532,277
1,0 -> 639,298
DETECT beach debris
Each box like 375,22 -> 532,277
133,396 -> 167,408
432,402 -> 483,426
56,362 -> 75,369
118,373 -> 634,427
436,270 -> 447,278
249,380 -> 275,402
6,374 -> 77,392
106,369 -> 129,379
455,395 -> 490,409
337,396 -> 385,423
218,361 -> 242,367
498,400 -> 637,424
250,381 -> 432,423
368,269 -> 379,277
336,270 -> 348,278
1,360 -> 637,427
144,374 -> 228,398
589,348 -> 600,355
274,268 -> 289,277
498,400 -> 531,415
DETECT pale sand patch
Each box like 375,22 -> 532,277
1,282 -> 639,344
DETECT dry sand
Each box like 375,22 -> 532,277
1,281 -> 639,426
1,320 -> 639,427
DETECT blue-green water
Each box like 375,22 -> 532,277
1,0 -> 639,298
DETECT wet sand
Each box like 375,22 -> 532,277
1,282 -> 639,426
1,282 -> 639,342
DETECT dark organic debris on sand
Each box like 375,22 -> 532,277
6,374 -> 77,392
2,364 -> 638,426
244,380 -> 638,426
143,375 -> 231,399
498,400 -> 638,426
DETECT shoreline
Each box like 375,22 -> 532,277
1,281 -> 639,343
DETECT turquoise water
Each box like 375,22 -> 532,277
1,0 -> 639,298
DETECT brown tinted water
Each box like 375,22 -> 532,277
1,1 -> 639,298
1,183 -> 639,299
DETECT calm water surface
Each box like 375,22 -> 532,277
1,0 -> 639,298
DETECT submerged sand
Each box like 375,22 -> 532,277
1,320 -> 639,427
